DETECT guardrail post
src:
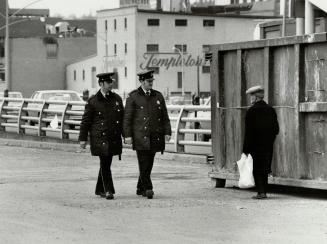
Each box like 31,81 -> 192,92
18,99 -> 27,134
0,99 -> 5,131
174,107 -> 188,153
38,101 -> 48,137
60,102 -> 70,140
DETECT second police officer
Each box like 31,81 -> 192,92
123,70 -> 171,199
79,72 -> 124,200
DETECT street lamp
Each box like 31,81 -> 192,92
4,0 -> 46,90
172,47 -> 184,97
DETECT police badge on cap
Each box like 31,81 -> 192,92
137,70 -> 154,81
96,72 -> 115,83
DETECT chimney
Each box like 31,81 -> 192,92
157,0 -> 162,11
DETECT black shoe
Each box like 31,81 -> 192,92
145,190 -> 154,199
136,189 -> 144,196
252,193 -> 267,199
105,192 -> 114,200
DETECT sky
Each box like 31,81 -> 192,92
9,0 -> 200,18
9,0 -> 120,18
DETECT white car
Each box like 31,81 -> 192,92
28,90 -> 84,128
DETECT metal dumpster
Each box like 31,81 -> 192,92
209,33 -> 327,189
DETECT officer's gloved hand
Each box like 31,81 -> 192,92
165,135 -> 171,142
124,137 -> 132,145
80,141 -> 87,149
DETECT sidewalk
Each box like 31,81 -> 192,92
0,144 -> 327,244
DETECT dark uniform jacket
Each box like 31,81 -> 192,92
123,87 -> 171,153
243,100 -> 279,174
79,90 -> 124,157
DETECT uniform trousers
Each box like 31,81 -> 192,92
136,150 -> 156,191
95,155 -> 115,195
253,172 -> 268,194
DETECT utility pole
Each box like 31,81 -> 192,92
5,0 -> 9,90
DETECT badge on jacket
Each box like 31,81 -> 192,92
157,100 -> 160,105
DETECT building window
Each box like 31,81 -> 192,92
124,67 -> 127,77
174,44 -> 187,53
82,70 -> 85,80
46,43 -> 58,59
177,72 -> 182,88
202,66 -> 210,73
146,44 -> 159,53
124,18 -> 127,29
125,43 -> 127,54
148,19 -> 160,26
202,45 -> 211,53
203,19 -> 215,27
74,70 -> 76,81
147,67 -> 159,74
112,68 -> 118,89
114,19 -> 117,30
105,20 -> 108,31
114,44 -> 117,55
175,19 -> 187,26
91,67 -> 96,88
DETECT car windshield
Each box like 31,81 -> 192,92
41,92 -> 81,101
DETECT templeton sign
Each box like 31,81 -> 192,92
140,52 -> 207,70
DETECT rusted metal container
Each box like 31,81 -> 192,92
209,33 -> 327,189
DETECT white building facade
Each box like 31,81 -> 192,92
66,6 -> 272,97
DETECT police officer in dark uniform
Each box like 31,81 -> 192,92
243,85 -> 279,199
79,72 -> 124,200
123,70 -> 171,199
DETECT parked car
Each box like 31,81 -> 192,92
28,90 -> 84,128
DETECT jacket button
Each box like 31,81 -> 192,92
117,109 -> 120,112
116,121 -> 119,124
144,117 -> 146,120
158,107 -> 161,110
101,122 -> 104,125
102,142 -> 106,145
141,106 -> 143,109
158,118 -> 161,121
144,126 -> 147,130
102,132 -> 106,135
157,138 -> 160,141
144,136 -> 147,139
98,112 -> 101,115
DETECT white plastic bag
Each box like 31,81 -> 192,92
50,114 -> 59,129
237,153 -> 255,189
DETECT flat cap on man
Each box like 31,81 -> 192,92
137,70 -> 154,81
96,72 -> 115,82
246,85 -> 264,95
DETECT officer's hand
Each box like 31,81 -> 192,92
165,135 -> 171,142
124,137 -> 132,145
80,141 -> 87,149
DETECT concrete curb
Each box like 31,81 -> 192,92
0,138 -> 208,164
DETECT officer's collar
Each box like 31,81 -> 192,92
138,86 -> 152,96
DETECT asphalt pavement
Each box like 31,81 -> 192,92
1,143 -> 327,244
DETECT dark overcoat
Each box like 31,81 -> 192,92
79,90 -> 124,157
243,100 -> 279,174
123,87 -> 171,152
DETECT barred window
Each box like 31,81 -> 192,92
146,44 -> 159,53
203,19 -> 215,27
175,19 -> 187,26
46,44 -> 58,59
148,19 -> 160,26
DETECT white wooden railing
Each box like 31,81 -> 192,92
0,97 -> 211,154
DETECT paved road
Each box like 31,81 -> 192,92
1,145 -> 327,244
